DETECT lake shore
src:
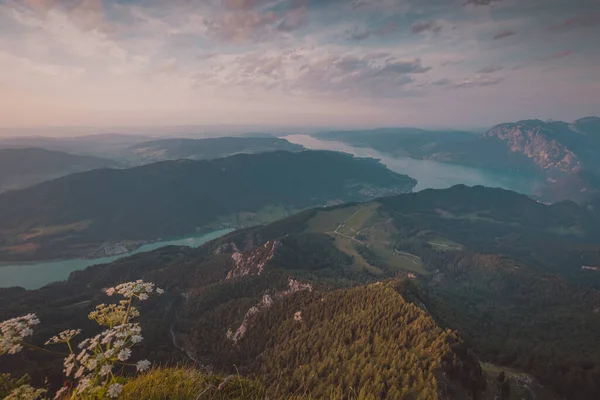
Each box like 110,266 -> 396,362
0,228 -> 233,290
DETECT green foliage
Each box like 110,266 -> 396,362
121,367 -> 266,400
127,137 -> 303,162
0,148 -> 119,193
0,150 -> 415,261
241,281 -> 485,399
0,373 -> 34,399
4,186 -> 600,399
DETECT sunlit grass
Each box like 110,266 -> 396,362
122,367 -> 266,400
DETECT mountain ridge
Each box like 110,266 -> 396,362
0,148 -> 122,193
0,150 -> 416,261
1,185 -> 591,399
127,137 -> 304,162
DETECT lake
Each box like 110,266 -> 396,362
285,134 -> 540,194
0,228 -> 233,290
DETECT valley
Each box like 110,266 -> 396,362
0,150 -> 416,261
3,185 -> 600,399
304,117 -> 600,204
2,0 -> 598,397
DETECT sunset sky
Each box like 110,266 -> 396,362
0,0 -> 598,130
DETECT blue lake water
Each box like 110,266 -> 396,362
1,137 -> 539,291
0,229 -> 233,290
285,134 -> 540,194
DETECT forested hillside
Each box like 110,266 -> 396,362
126,137 -> 303,162
0,148 -> 120,193
2,185 -> 599,398
0,150 -> 415,261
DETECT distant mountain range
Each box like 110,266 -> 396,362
3,185 -> 598,399
127,137 -> 303,163
0,150 -> 416,261
0,133 -> 154,159
0,148 -> 121,193
314,117 -> 600,203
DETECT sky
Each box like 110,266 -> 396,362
0,0 -> 599,131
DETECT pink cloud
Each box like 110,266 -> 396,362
549,14 -> 600,31
550,50 -> 574,59
493,30 -> 515,40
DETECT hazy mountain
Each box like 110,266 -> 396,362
2,185 -> 594,398
127,137 -> 303,163
0,150 -> 416,261
0,133 -> 155,159
314,128 -> 478,158
0,148 -> 121,193
313,118 -> 600,203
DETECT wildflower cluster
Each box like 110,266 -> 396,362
0,314 -> 39,355
1,280 -> 164,399
89,302 -> 139,329
46,330 -> 82,346
105,280 -> 163,301
4,384 -> 46,400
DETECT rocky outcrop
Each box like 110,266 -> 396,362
227,278 -> 312,344
226,240 -> 281,280
483,121 -> 582,175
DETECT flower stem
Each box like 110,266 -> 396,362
23,342 -> 68,356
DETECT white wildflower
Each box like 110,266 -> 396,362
136,359 -> 151,372
105,287 -> 116,296
99,364 -> 113,377
1,314 -> 40,355
85,358 -> 97,370
76,378 -> 91,394
156,288 -> 164,294
131,335 -> 143,344
117,348 -> 131,361
46,329 -> 81,345
110,280 -> 156,299
106,383 -> 123,398
64,354 -> 76,377
74,366 -> 85,379
54,386 -> 68,400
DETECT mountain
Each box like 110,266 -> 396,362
2,185 -> 591,398
0,134 -> 155,160
0,148 -> 121,193
313,118 -> 600,203
0,150 -> 416,261
126,137 -> 303,163
477,118 -> 600,176
314,128 -> 478,158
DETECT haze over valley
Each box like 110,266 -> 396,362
1,0 -> 599,399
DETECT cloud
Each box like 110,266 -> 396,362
549,49 -> 574,59
199,49 -> 433,99
493,30 -> 515,39
277,6 -> 308,32
454,75 -> 504,88
476,65 -> 503,74
349,21 -> 398,41
431,74 -> 505,89
207,9 -> 279,43
223,0 -> 277,11
411,20 -> 442,34
432,78 -> 452,86
1,0 -> 599,128
463,0 -> 503,6
549,14 -> 600,32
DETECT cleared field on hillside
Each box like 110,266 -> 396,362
336,203 -> 380,236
